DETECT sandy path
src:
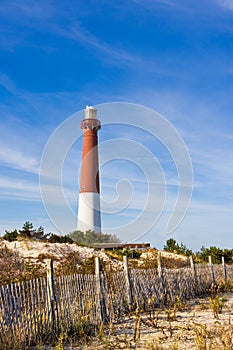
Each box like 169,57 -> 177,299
68,292 -> 233,349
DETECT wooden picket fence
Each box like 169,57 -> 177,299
0,255 -> 233,347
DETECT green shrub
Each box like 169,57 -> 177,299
197,246 -> 233,264
48,233 -> 73,244
163,238 -> 193,257
69,230 -> 120,246
3,229 -> 18,242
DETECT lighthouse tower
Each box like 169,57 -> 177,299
77,106 -> 101,233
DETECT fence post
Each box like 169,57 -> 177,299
123,255 -> 132,308
222,256 -> 227,285
46,259 -> 56,331
190,256 -> 196,280
208,256 -> 215,285
95,256 -> 105,323
157,252 -> 166,304
157,252 -> 163,279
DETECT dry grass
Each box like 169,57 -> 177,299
67,292 -> 233,350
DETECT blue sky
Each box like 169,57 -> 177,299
0,0 -> 233,251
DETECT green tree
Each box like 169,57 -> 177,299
18,222 -> 48,240
31,226 -> 45,239
163,238 -> 193,257
197,246 -> 233,264
19,221 -> 35,238
69,230 -> 120,246
178,242 -> 193,257
48,233 -> 73,243
222,248 -> 233,263
163,238 -> 179,253
3,229 -> 18,242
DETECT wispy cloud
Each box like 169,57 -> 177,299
0,177 -> 39,201
0,175 -> 77,206
217,0 -> 233,10
191,148 -> 233,185
130,0 -> 212,15
0,73 -> 16,92
0,1 -> 141,68
0,144 -> 39,174
131,0 -> 178,7
52,23 -> 142,68
0,0 -> 55,21
0,177 -> 37,191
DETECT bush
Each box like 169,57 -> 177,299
110,247 -> 142,259
55,252 -> 81,276
197,246 -> 233,264
0,245 -> 45,284
78,256 -> 108,275
48,233 -> 74,244
69,230 -> 120,246
163,238 -> 193,257
3,229 -> 18,242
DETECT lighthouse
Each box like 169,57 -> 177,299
77,106 -> 101,233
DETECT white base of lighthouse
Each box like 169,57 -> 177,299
77,192 -> 101,233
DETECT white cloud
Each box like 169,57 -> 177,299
0,176 -> 40,202
0,2 -> 141,68
0,145 -> 39,174
52,23 -> 142,68
0,73 -> 16,92
131,0 -> 176,7
0,177 -> 37,191
0,175 -> 77,206
217,0 -> 233,10
0,0 -> 55,21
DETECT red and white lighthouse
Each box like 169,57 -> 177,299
77,106 -> 101,233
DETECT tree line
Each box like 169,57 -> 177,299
163,238 -> 233,264
1,222 -> 120,245
2,223 -> 232,264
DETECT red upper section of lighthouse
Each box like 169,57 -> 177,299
79,114 -> 101,194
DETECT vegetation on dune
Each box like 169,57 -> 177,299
0,224 -> 120,283
48,233 -> 74,244
1,223 -> 233,287
69,229 -> 120,246
163,238 -> 193,257
2,223 -> 233,266
0,245 -> 45,285
197,245 -> 233,264
0,222 -> 120,285
3,221 -> 48,241
2,222 -> 120,246
2,229 -> 18,242
0,244 -> 111,284
163,238 -> 233,264
105,247 -> 142,261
